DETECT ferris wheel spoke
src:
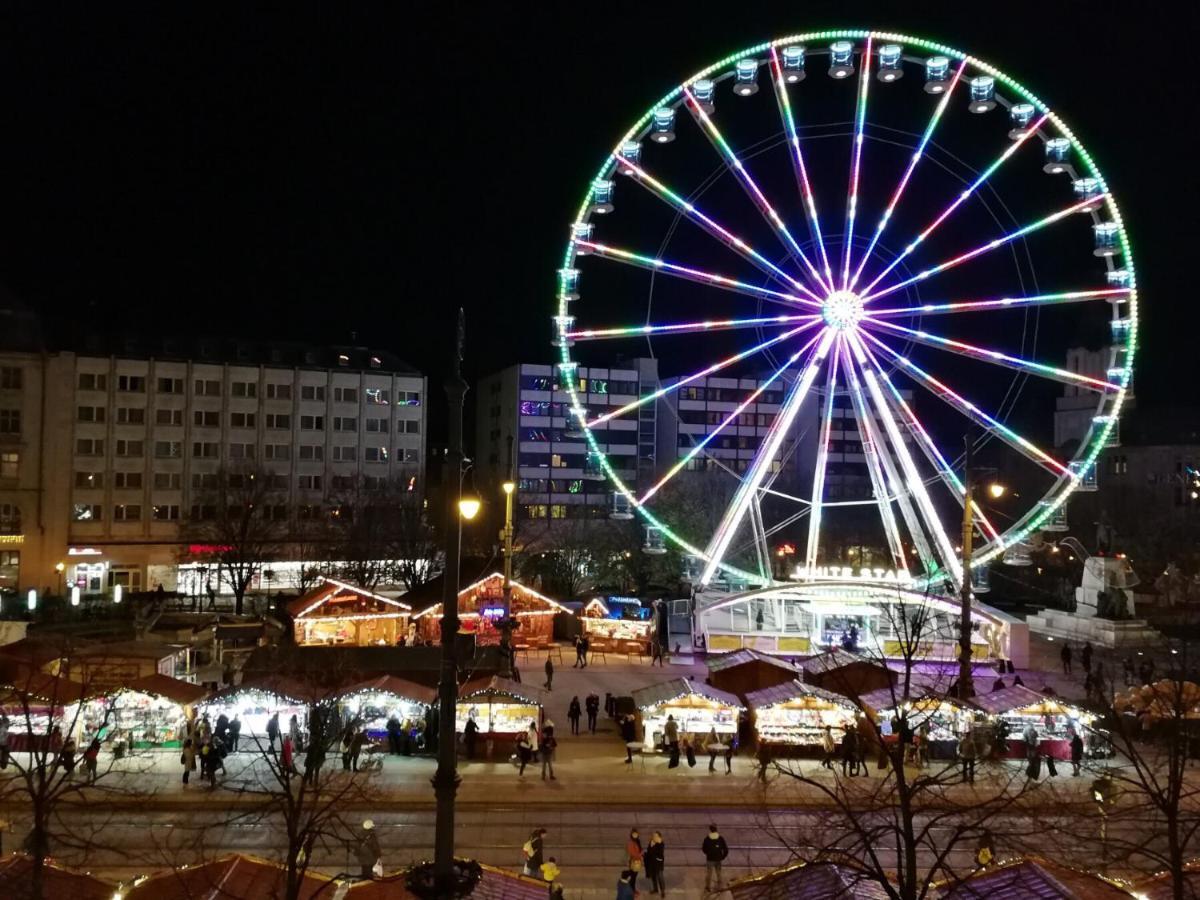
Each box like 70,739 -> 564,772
848,59 -> 968,290
614,154 -> 820,300
639,331 -> 824,504
586,321 -> 820,428
854,332 -> 1002,543
865,287 -> 1132,318
576,239 -> 822,310
859,113 -> 1049,296
862,193 -> 1103,304
700,329 -> 837,585
803,334 -> 843,573
858,329 -> 1070,477
839,36 -> 874,290
683,87 -> 834,295
768,47 -> 834,287
862,317 -> 1122,391
567,312 -> 820,342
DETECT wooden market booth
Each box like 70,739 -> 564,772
858,687 -> 974,761
81,673 -> 209,751
969,684 -> 1097,761
708,648 -> 801,696
456,675 -> 546,750
199,674 -> 318,738
125,854 -> 334,900
333,674 -> 434,742
631,677 -> 743,750
287,578 -> 412,647
748,679 -> 860,753
580,596 -> 654,652
802,649 -> 897,700
0,674 -> 95,751
414,573 -> 568,647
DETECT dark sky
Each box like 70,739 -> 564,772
0,1 -> 1190,442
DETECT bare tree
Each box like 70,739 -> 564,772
327,476 -> 403,592
393,491 -> 440,593
516,517 -> 598,598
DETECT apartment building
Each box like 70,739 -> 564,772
0,332 -> 425,596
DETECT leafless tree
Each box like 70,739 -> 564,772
327,476 -> 404,592
393,491 -> 440,593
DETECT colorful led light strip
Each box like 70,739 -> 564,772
683,86 -> 833,295
859,329 -> 1070,476
863,316 -> 1121,391
614,154 -> 819,300
586,321 -> 819,428
639,331 -> 824,504
860,113 -> 1049,297
840,36 -> 873,290
701,329 -> 836,584
768,47 -> 834,287
567,312 -> 819,341
863,193 -> 1102,303
577,240 -> 821,310
849,59 -> 967,290
804,334 -> 842,572
865,287 -> 1131,318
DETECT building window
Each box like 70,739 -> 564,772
157,377 -> 184,394
331,475 -> 354,491
190,504 -> 216,521
266,383 -> 292,400
0,368 -> 21,390
402,391 -> 421,406
300,385 -> 326,401
264,444 -> 290,460
364,447 -> 388,463
0,452 -> 18,479
77,406 -> 105,423
300,415 -> 325,431
230,412 -> 257,428
298,445 -> 324,461
154,441 -> 182,459
231,381 -> 257,398
192,473 -> 218,490
297,504 -> 322,520
72,503 -> 102,522
115,439 -> 144,457
332,445 -> 357,462
116,407 -> 145,425
193,410 -> 219,428
403,420 -> 420,435
153,471 -> 181,490
365,417 -> 388,433
0,409 -> 18,434
523,504 -> 548,519
229,443 -> 256,460
333,417 -> 357,432
152,505 -> 180,521
400,447 -> 419,463
113,504 -> 141,521
550,504 -> 567,519
334,387 -> 358,403
266,414 -> 290,429
78,373 -> 107,391
0,504 -> 19,534
298,474 -> 323,491
117,375 -> 146,393
155,408 -> 183,426
194,379 -> 221,396
76,438 -> 104,456
364,388 -> 389,405
263,504 -> 289,520
192,441 -> 218,458
113,471 -> 143,489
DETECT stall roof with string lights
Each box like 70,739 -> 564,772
413,573 -> 569,646
286,578 -> 412,647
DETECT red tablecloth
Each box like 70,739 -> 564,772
1003,737 -> 1070,761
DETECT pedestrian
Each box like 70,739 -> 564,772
756,740 -> 770,783
1070,731 -> 1084,776
356,819 -> 382,879
350,727 -> 366,772
663,714 -> 679,754
574,635 -> 586,668
579,634 -> 590,668
544,656 -> 554,691
586,693 -> 600,734
198,739 -> 214,785
229,714 -> 241,752
702,823 -> 729,894
840,727 -> 857,776
568,696 -> 582,736
616,869 -> 636,900
541,720 -> 557,781
281,734 -> 297,778
959,732 -> 976,784
522,827 -> 546,877
855,724 -> 870,777
83,737 -> 100,784
516,728 -> 532,776
821,725 -> 836,769
1045,750 -> 1059,777
620,714 -> 637,764
706,726 -> 720,772
650,641 -> 664,667
289,714 -> 302,753
180,737 -> 196,786
0,713 -> 9,769
342,723 -> 356,771
266,711 -> 280,750
60,736 -> 77,775
1123,655 -> 1135,687
645,830 -> 665,896
626,827 -> 644,890
386,714 -> 402,755
723,738 -> 734,775
205,580 -> 217,611
464,716 -> 479,760
527,720 -> 540,764
540,856 -> 561,894
215,712 -> 229,745
1081,641 -> 1093,674
1061,642 -> 1072,675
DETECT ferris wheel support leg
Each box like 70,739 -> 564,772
749,497 -> 773,584
700,330 -> 836,586
803,336 -> 842,574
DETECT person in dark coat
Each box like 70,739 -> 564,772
228,715 -> 241,752
386,715 -> 402,755
586,694 -> 600,734
1060,642 -> 1072,674
1070,732 -> 1085,776
620,715 -> 637,763
1081,641 -> 1093,674
522,827 -> 546,877
544,656 -> 554,691
567,697 -> 582,736
356,820 -> 382,878
840,728 -> 858,776
644,830 -> 666,896
701,824 -> 729,894
463,717 -> 479,760
266,712 -> 280,750
574,635 -> 586,668
349,728 -> 366,772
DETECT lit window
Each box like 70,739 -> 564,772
365,388 -> 389,405
72,504 -> 101,522
113,504 -> 141,521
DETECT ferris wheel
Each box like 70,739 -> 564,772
553,30 -> 1136,595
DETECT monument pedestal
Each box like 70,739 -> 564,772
1026,610 -> 1160,648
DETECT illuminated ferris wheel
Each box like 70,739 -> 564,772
553,30 -> 1137,595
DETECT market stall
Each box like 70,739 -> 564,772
580,597 -> 654,651
802,649 -> 897,699
287,578 -> 412,647
0,675 -> 92,751
82,673 -> 208,750
335,675 -> 435,743
631,677 -> 743,750
199,676 -> 314,739
970,685 -> 1096,761
414,573 -> 569,647
748,679 -> 859,753
456,676 -> 545,748
859,687 -> 974,760
707,648 -> 801,695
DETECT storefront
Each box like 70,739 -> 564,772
456,676 -> 545,747
200,677 -> 313,738
970,685 -> 1097,761
748,680 -> 860,752
580,597 -> 654,650
334,675 -> 434,741
631,678 -> 743,750
82,673 -> 208,751
287,578 -> 412,647
860,688 -> 974,760
414,573 -> 568,647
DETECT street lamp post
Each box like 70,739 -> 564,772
958,435 -> 1003,700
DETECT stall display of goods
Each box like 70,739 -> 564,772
201,692 -> 308,737
585,618 -> 651,642
345,693 -> 428,740
755,705 -> 856,745
84,693 -> 187,749
456,701 -> 539,735
642,704 -> 737,748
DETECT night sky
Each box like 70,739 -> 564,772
0,2 -> 1191,443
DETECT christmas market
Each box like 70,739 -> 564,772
333,674 -> 435,742
859,687 -> 975,760
579,596 -> 655,650
286,578 -> 412,647
631,677 -> 743,750
747,679 -> 860,751
456,675 -> 546,745
81,673 -> 208,751
412,573 -> 568,647
199,676 -> 317,738
969,684 -> 1098,760
706,648 -> 802,696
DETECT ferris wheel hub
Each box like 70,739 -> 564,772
821,289 -> 866,331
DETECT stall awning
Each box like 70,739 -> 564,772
935,856 -> 1134,899
205,674 -> 332,707
121,674 -> 209,707
0,674 -> 99,706
287,578 -> 412,619
335,675 -> 436,707
458,675 -> 546,707
803,649 -> 887,676
729,861 -> 892,899
746,679 -> 858,711
0,854 -> 114,900
858,686 -> 966,715
968,684 -> 1080,717
631,677 -> 743,711
125,854 -> 333,899
706,648 -> 800,676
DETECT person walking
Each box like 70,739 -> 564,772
756,740 -> 771,784
464,716 -> 479,760
539,856 -> 560,887
644,831 -> 665,896
821,725 -> 836,769
289,714 -> 303,753
0,713 -> 9,769
386,714 -> 402,755
626,828 -> 644,891
616,869 -> 636,900
349,727 -> 366,772
1061,642 -> 1072,675
83,737 -> 100,784
516,728 -> 532,776
840,727 -> 857,776
568,697 -> 582,736
706,726 -> 720,772
1070,731 -> 1085,776
527,720 -> 540,765
342,723 -> 356,771
702,823 -> 729,894
959,732 -> 976,784
541,721 -> 558,781
544,656 -> 555,691
1081,641 -> 1093,675
723,738 -> 735,774
266,711 -> 280,750
586,693 -> 600,734
663,714 -> 679,755
356,820 -> 382,879
574,635 -> 586,668
229,714 -> 241,753
180,737 -> 196,786
650,641 -> 664,667
281,734 -> 297,778
620,714 -> 637,764
522,827 -> 546,877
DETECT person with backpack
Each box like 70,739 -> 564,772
541,721 -> 558,781
701,823 -> 729,894
522,827 -> 546,877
